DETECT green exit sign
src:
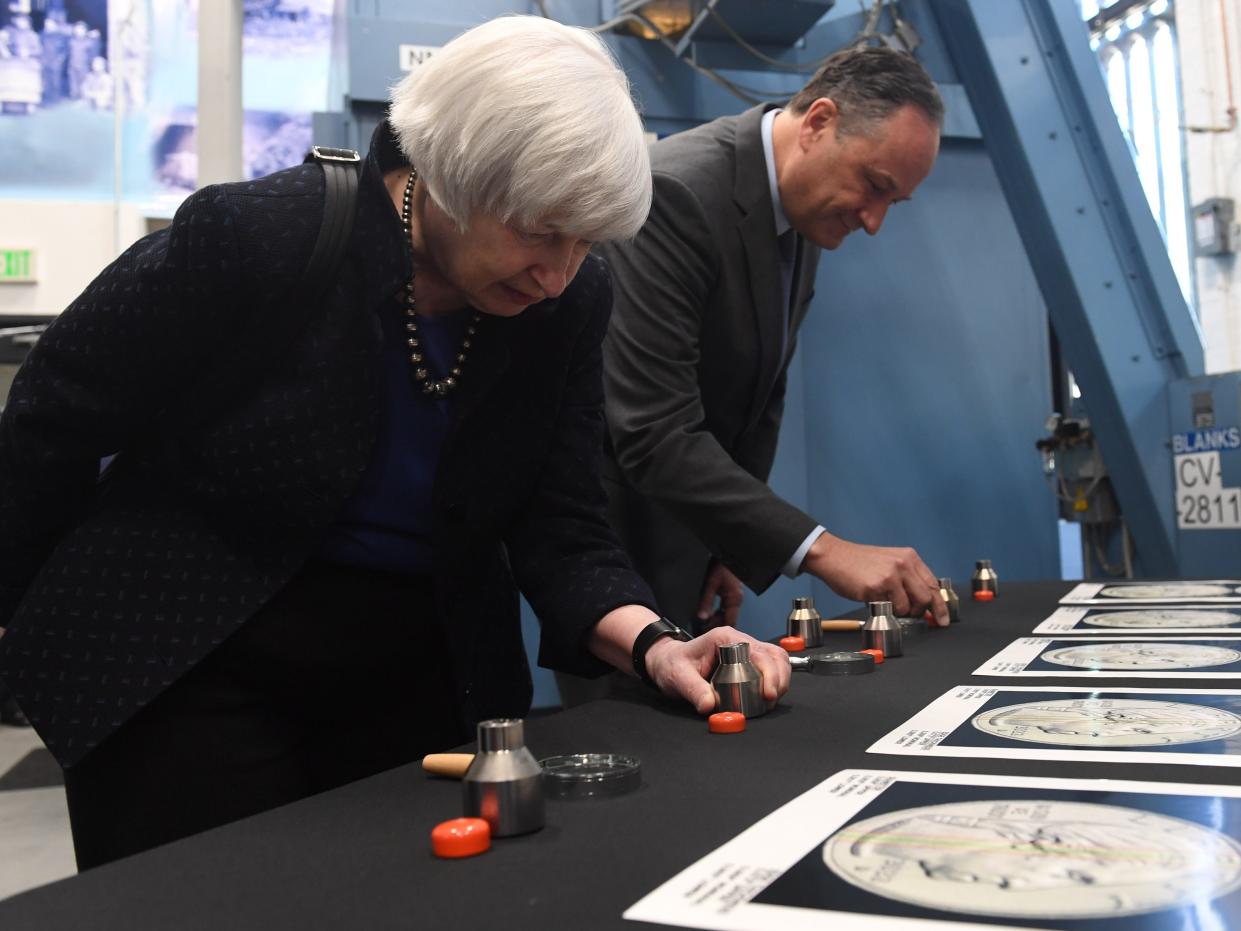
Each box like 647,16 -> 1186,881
0,249 -> 36,283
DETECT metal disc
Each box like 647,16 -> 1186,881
897,617 -> 926,638
808,651 -> 875,675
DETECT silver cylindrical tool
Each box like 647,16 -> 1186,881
939,576 -> 961,623
786,596 -> 824,649
462,718 -> 545,837
710,642 -> 770,717
972,560 -> 999,597
862,601 -> 903,658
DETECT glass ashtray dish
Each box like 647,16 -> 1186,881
538,753 -> 641,800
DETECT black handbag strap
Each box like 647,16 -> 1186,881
299,146 -> 362,299
182,147 -> 361,424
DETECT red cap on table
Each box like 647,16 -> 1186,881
708,711 -> 747,734
431,818 -> 491,858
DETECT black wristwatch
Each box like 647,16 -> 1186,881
632,617 -> 692,685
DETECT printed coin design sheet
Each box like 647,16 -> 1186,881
824,800 -> 1240,919
623,769 -> 1241,931
976,637 -> 1241,678
867,686 -> 1241,767
1034,605 -> 1241,635
1061,581 -> 1241,605
1044,642 -> 1241,669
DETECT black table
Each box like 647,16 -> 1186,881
5,581 -> 1239,930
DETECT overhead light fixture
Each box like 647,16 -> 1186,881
618,1 -> 694,39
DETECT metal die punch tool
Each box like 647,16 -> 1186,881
710,641 -> 772,717
462,719 -> 545,837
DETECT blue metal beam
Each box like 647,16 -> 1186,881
931,0 -> 1205,576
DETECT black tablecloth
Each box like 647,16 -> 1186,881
5,581 -> 1239,929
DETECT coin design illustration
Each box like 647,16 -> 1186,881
1098,583 -> 1234,600
1041,643 -> 1241,670
1084,610 -> 1241,629
824,799 -> 1241,919
972,698 -> 1241,747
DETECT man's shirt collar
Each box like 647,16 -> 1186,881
760,108 -> 791,238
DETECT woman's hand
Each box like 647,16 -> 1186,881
589,606 -> 791,715
645,626 -> 791,714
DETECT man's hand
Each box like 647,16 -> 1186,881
802,531 -> 949,626
644,626 -> 791,714
696,562 -> 743,630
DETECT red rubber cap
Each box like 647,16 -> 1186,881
431,817 -> 491,859
973,589 -> 996,602
924,610 -> 934,622
708,711 -> 747,734
779,635 -> 806,653
859,648 -> 885,665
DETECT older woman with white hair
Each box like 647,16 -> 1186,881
0,15 -> 790,869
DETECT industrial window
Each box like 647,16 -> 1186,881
1081,0 -> 1194,308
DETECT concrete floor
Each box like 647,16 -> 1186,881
0,724 -> 76,902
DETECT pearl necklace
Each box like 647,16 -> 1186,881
400,169 -> 479,398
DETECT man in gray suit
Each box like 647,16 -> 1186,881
600,46 -> 947,634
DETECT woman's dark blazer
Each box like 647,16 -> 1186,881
0,123 -> 656,767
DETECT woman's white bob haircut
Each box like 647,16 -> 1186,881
389,16 -> 652,242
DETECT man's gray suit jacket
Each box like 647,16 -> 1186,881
601,104 -> 820,626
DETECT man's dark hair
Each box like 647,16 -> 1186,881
787,45 -> 944,134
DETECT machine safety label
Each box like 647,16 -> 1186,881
1173,428 -> 1241,453
1175,450 -> 1241,530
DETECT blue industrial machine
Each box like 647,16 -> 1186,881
318,0 -> 1239,675
932,0 -> 1240,578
